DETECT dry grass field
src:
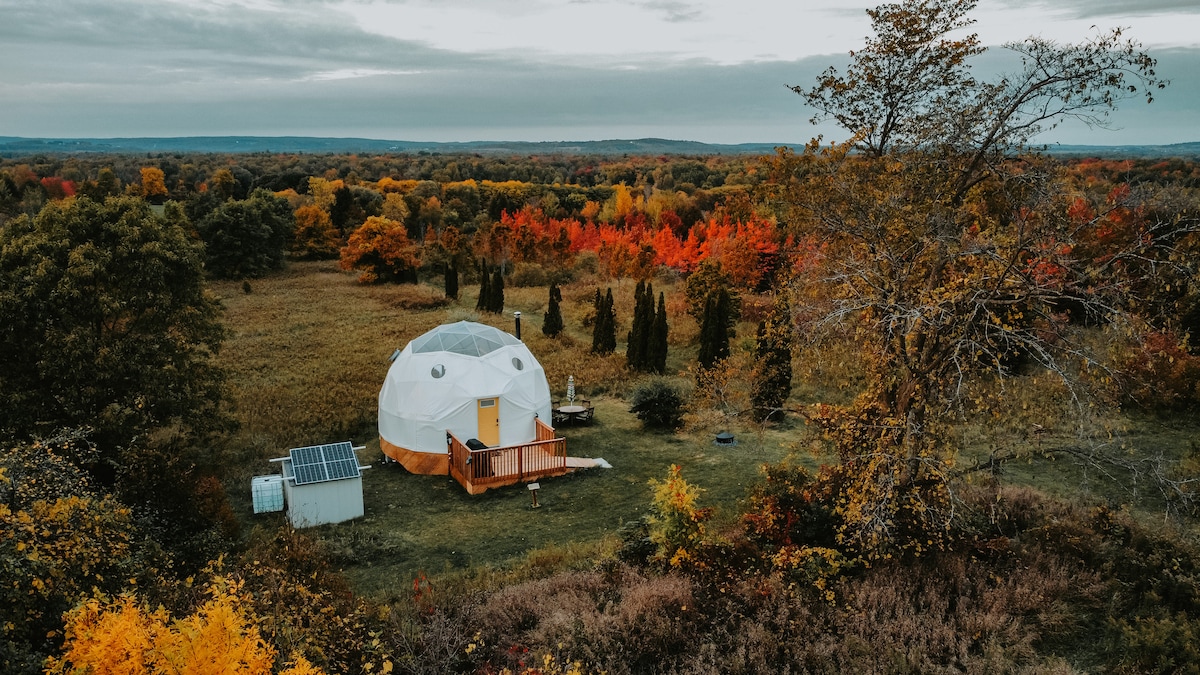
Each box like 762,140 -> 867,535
212,261 -> 808,598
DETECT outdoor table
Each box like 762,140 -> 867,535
555,404 -> 590,424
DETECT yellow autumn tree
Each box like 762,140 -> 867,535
381,192 -> 410,223
207,168 -> 237,201
646,465 -> 713,569
44,595 -> 163,675
292,204 -> 340,260
601,183 -> 634,224
580,200 -> 601,224
47,577 -> 328,675
1,486 -> 137,671
139,167 -> 168,203
306,177 -> 344,211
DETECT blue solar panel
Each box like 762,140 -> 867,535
289,441 -> 360,485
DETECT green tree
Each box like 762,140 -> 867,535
751,295 -> 794,422
444,259 -> 459,300
198,188 -> 294,279
769,0 -> 1178,556
626,280 -> 656,371
592,288 -> 617,355
684,259 -> 740,328
649,291 -> 669,374
696,288 -> 732,372
78,168 -> 122,201
476,261 -> 491,311
542,283 -> 563,337
329,184 -> 356,234
0,196 -> 225,448
488,267 -> 505,313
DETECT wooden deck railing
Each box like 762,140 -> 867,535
448,424 -> 567,494
535,417 -> 556,441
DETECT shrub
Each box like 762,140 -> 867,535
572,250 -> 599,277
1111,329 -> 1200,411
647,465 -> 713,570
509,262 -> 550,288
628,379 -> 686,430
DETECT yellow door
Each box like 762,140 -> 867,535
477,398 -> 499,446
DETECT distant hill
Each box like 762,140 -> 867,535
0,136 -> 789,157
1042,141 -> 1200,160
1,136 -> 1197,159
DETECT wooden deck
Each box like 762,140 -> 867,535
448,419 -> 569,494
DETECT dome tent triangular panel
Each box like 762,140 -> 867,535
379,321 -> 552,475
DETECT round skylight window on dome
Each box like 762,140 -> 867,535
431,364 -> 446,378
512,357 -> 524,371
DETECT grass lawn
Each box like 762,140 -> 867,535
319,399 -> 801,600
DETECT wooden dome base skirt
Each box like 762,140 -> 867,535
380,437 -> 449,475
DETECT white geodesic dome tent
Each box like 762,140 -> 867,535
378,321 -> 552,474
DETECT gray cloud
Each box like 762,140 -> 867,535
0,0 -> 471,87
0,49 -> 833,141
641,1 -> 705,23
999,0 -> 1200,19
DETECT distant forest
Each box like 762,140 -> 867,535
5,148 -> 1200,228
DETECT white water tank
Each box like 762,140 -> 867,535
251,475 -> 285,513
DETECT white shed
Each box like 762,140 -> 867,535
271,441 -> 370,528
378,321 -> 552,475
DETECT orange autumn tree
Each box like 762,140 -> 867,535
339,216 -> 420,283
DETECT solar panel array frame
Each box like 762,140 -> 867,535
289,441 -> 360,485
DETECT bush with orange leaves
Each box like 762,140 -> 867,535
339,216 -> 420,284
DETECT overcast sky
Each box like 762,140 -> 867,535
1,0 -> 1197,145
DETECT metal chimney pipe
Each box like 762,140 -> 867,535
513,311 -> 522,340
